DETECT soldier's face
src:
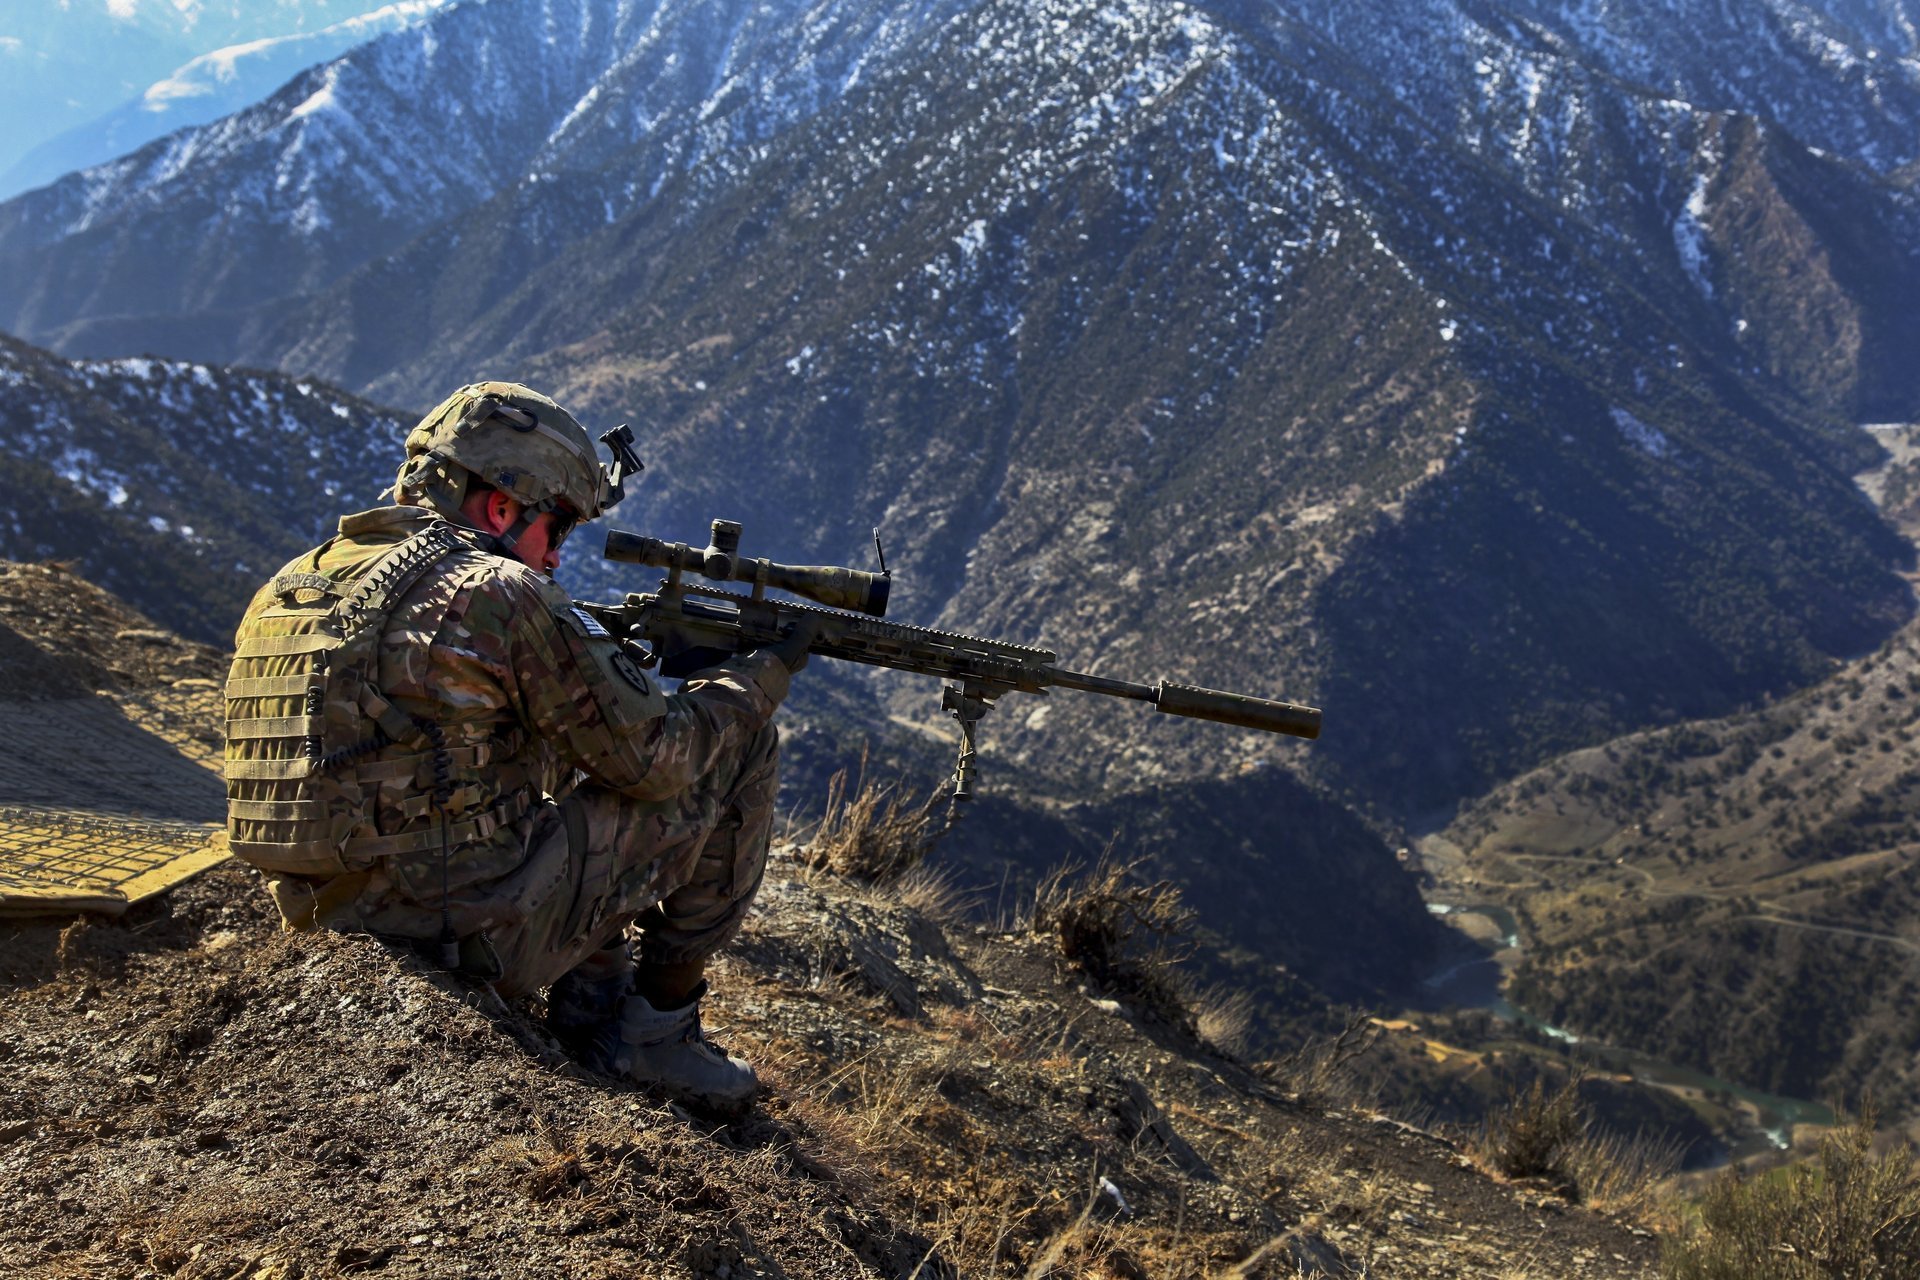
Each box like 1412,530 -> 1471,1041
466,487 -> 572,576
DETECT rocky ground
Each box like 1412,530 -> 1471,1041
0,853 -> 1666,1279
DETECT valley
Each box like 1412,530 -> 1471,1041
1418,421 -> 1920,1144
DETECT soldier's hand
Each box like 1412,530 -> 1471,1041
765,617 -> 820,674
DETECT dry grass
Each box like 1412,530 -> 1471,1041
891,861 -> 975,924
1661,1105 -> 1920,1279
1212,1212 -> 1328,1280
1260,1013 -> 1381,1108
1189,986 -> 1258,1059
1562,1125 -> 1685,1218
799,752 -> 945,883
774,1045 -> 948,1174
109,1176 -> 278,1275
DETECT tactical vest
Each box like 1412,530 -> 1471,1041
224,521 -> 531,880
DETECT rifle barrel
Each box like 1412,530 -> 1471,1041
1050,668 -> 1321,739
1045,668 -> 1158,703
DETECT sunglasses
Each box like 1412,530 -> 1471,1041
546,507 -> 580,548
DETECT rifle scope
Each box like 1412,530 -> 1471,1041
605,521 -> 891,617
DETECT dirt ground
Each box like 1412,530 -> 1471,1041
0,854 -> 1667,1280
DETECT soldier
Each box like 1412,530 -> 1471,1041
223,382 -> 812,1115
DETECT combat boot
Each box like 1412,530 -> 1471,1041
545,944 -> 635,1072
609,981 -> 759,1116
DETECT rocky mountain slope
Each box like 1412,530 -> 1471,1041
1423,425 -> 1920,1131
0,1 -> 451,202
0,333 -> 406,642
0,0 -> 404,188
2,0 -> 1915,821
0,859 -> 1671,1279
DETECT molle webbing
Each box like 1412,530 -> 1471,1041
235,634 -> 335,658
224,522 -> 474,878
225,715 -> 327,740
226,790 -> 531,865
226,675 -> 322,698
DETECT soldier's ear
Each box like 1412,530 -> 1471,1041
483,490 -> 520,534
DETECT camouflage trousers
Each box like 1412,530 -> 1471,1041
483,722 -> 781,998
283,722 -> 781,998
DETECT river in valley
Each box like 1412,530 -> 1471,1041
1421,902 -> 1833,1161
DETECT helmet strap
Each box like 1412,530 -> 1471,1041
494,497 -> 556,557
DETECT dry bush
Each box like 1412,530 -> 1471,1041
521,1114 -> 589,1201
1031,855 -> 1198,1030
1662,1106 -> 1920,1279
1261,1014 -> 1381,1108
1475,1075 -> 1584,1182
1470,1075 -> 1680,1215
799,752 -> 944,883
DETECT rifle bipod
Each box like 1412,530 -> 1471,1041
940,681 -> 997,832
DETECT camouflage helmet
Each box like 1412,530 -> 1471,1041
394,382 -> 617,522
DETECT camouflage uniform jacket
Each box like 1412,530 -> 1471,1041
228,504 -> 789,937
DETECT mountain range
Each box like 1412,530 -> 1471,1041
0,0 -> 406,190
0,1 -> 449,202
0,333 -> 405,639
3,0 -> 1920,1128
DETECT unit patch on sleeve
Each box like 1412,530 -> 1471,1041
609,649 -> 654,695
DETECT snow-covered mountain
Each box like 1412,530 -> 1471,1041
0,1 -> 450,202
1,0 -> 1916,815
0,333 -> 405,641
0,0 -> 964,348
0,0 -> 405,188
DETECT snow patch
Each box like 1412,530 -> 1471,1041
289,83 -> 339,121
1610,407 -> 1670,457
1673,173 -> 1713,299
953,219 -> 987,262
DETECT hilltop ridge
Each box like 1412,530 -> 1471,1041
0,857 -> 1666,1278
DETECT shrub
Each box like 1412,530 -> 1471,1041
1190,985 -> 1259,1059
1031,854 -> 1197,1030
1261,1012 -> 1381,1108
1661,1107 -> 1920,1279
798,752 -> 944,884
1471,1075 -> 1680,1213
1478,1076 -> 1585,1183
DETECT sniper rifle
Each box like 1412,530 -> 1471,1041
588,519 -> 1320,820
